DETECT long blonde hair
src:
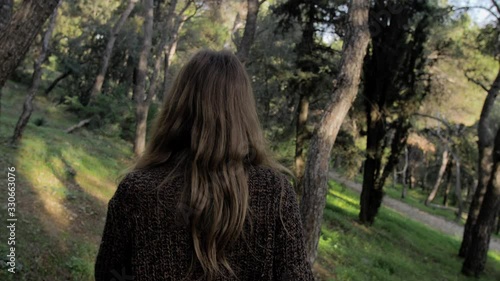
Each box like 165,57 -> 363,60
131,49 -> 290,280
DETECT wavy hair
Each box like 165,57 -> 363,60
130,49 -> 290,280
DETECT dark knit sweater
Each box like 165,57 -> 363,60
94,164 -> 314,281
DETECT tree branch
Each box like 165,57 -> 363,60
464,70 -> 490,92
491,0 -> 500,16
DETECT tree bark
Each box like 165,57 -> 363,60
160,18 -> 184,99
443,165 -> 452,206
454,159 -> 464,221
133,0 -> 154,156
299,0 -> 370,265
235,0 -> 260,64
292,1 -> 315,195
462,128 -> 500,276
294,93 -> 310,195
161,1 -> 200,99
148,0 -> 179,101
0,0 -> 13,33
360,116 -> 410,224
422,158 -> 430,190
11,2 -> 60,144
459,66 -> 500,257
359,112 -> 386,224
87,0 -> 138,105
426,148 -> 449,205
495,210 -> 500,235
0,0 -> 61,88
401,147 -> 409,199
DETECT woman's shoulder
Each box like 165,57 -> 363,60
247,165 -> 293,193
117,164 -> 180,193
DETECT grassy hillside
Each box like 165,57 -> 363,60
0,81 -> 499,280
0,82 -> 134,280
317,182 -> 500,281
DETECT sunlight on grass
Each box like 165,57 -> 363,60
0,84 -> 133,280
316,180 -> 500,281
15,135 -> 71,229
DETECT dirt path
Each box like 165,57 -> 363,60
330,172 -> 500,253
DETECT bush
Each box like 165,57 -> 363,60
33,117 -> 46,127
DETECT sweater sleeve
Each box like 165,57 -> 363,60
272,175 -> 315,281
95,175 -> 135,281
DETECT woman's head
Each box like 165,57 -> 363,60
133,49 -> 288,279
140,49 -> 267,168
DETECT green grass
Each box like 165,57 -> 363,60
0,81 -> 134,280
351,174 -> 470,223
315,180 -> 500,281
351,174 -> 500,239
385,184 -> 465,223
1,81 -> 499,280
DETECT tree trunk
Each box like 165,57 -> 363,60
133,0 -> 154,156
162,2 -> 198,99
87,0 -> 138,105
292,1 -> 315,195
11,2 -> 60,144
495,210 -> 500,235
422,158 -> 429,190
425,148 -> 449,205
0,0 -> 13,33
294,94 -> 310,195
359,109 -> 385,224
462,128 -> 500,276
401,147 -> 409,199
299,0 -> 370,265
160,25 -> 182,100
443,165 -> 452,206
148,0 -> 178,101
43,69 -> 72,96
0,0 -> 61,88
454,159 -> 464,222
459,67 -> 500,257
235,0 -> 260,64
392,169 -> 397,188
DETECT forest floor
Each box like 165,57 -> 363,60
329,171 -> 500,253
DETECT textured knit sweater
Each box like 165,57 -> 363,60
94,164 -> 314,281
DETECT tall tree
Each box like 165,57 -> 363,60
459,0 -> 500,254
299,0 -> 370,264
0,0 -> 13,116
272,0 -> 346,194
161,16 -> 184,97
87,0 -> 139,105
133,0 -> 155,156
358,0 -> 435,225
0,0 -> 13,33
156,0 -> 198,99
292,2 -> 316,195
11,2 -> 61,144
460,69 -> 500,256
235,0 -> 261,64
426,148 -> 450,205
133,0 -> 201,156
148,0 -> 181,102
462,127 -> 500,276
0,0 -> 61,88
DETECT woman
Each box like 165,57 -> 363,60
95,50 -> 314,281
